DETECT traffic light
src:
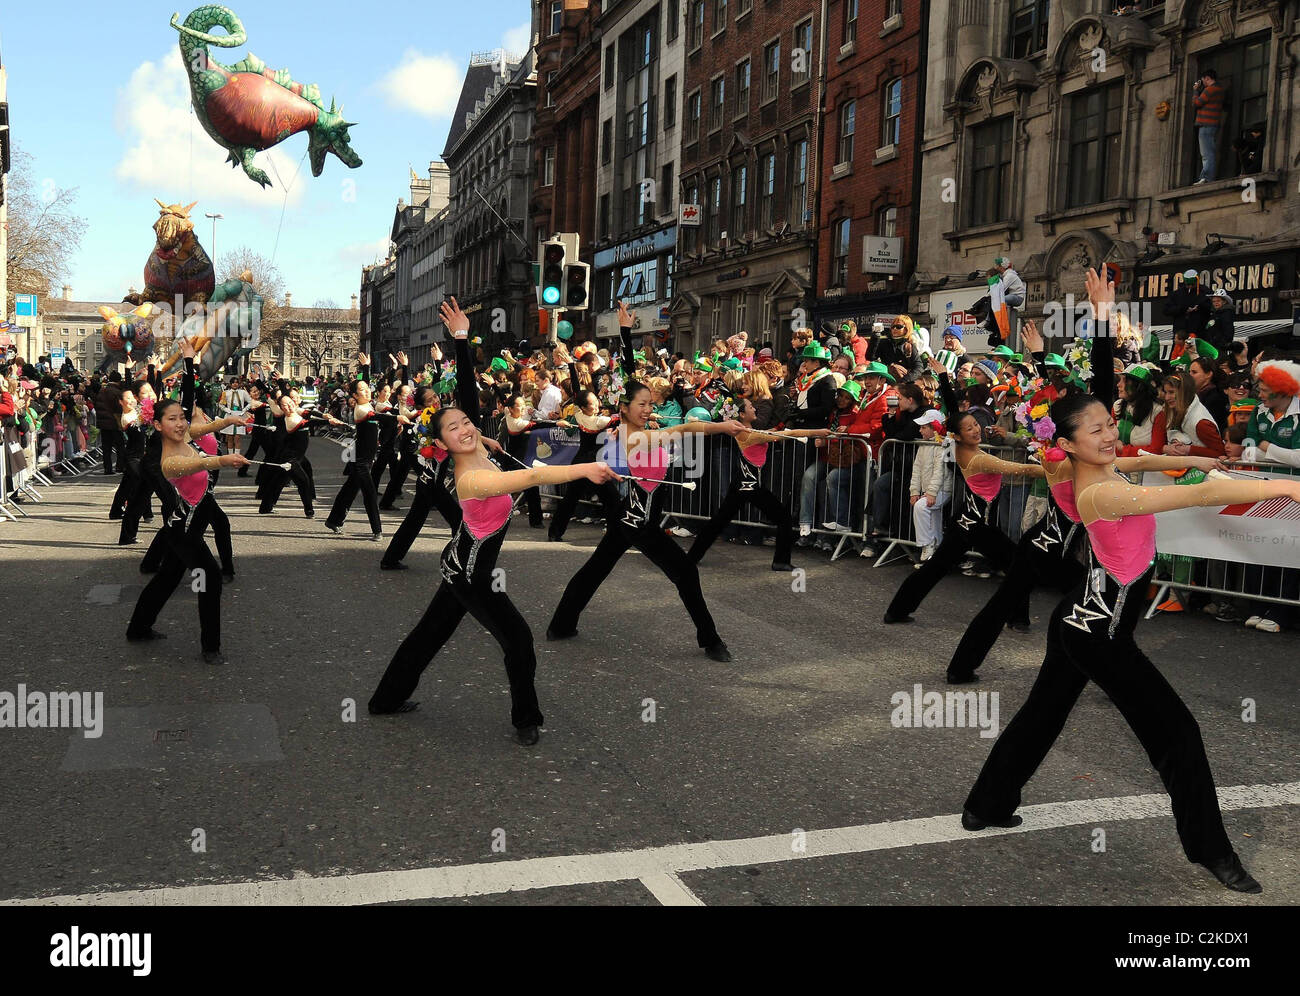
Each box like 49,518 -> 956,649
563,261 -> 591,311
539,241 -> 565,308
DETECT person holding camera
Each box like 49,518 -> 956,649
1192,68 -> 1226,184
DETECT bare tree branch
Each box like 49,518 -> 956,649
4,145 -> 88,317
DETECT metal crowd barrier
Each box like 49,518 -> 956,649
0,429 -> 16,522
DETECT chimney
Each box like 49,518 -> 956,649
284,292 -> 292,307
62,285 -> 72,301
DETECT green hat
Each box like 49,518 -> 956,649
934,349 -> 959,374
1043,353 -> 1067,370
1123,363 -> 1153,383
1194,338 -> 1220,360
489,357 -> 509,372
856,360 -> 897,385
837,380 -> 863,403
991,345 -> 1015,359
721,357 -> 743,371
799,343 -> 831,362
693,351 -> 715,372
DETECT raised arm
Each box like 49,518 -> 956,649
1079,475 -> 1300,523
616,300 -> 637,377
961,450 -> 1046,480
1084,265 -> 1117,411
441,298 -> 482,427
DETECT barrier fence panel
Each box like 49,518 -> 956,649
0,432 -> 16,521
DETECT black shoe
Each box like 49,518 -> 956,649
947,672 -> 980,685
705,642 -> 732,662
126,628 -> 167,642
141,515 -> 154,523
369,700 -> 419,715
547,532 -> 562,542
379,504 -> 399,511
883,612 -> 914,625
961,809 -> 1022,831
1006,621 -> 1032,633
771,561 -> 793,572
202,650 -> 228,666
380,560 -> 409,571
258,508 -> 274,515
221,569 -> 235,582
304,507 -> 315,518
515,725 -> 540,746
324,522 -> 342,533
1202,854 -> 1263,894
545,627 -> 577,641
108,511 -> 123,521
118,537 -> 140,545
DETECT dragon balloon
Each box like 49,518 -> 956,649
156,270 -> 264,378
96,304 -> 158,374
172,5 -> 362,188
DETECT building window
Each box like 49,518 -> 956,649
967,116 -> 1014,227
686,90 -> 702,142
684,180 -> 700,252
602,119 -> 613,163
877,205 -> 897,238
882,78 -> 902,148
663,252 -> 674,301
731,163 -> 748,236
689,1 -> 705,50
1008,0 -> 1049,59
707,175 -> 722,246
600,194 -> 611,239
793,19 -> 813,87
838,100 -> 856,165
543,145 -> 555,186
713,0 -> 727,33
833,220 -> 850,286
1067,83 -> 1123,208
664,75 -> 677,129
546,71 -> 557,107
737,0 -> 752,17
661,162 -> 674,214
710,76 -> 725,131
735,59 -> 750,116
1192,34 -> 1270,185
667,0 -> 680,41
763,40 -> 780,102
550,0 -> 563,36
886,0 -> 902,16
758,152 -> 776,230
844,0 -> 858,44
734,293 -> 747,333
790,138 -> 808,228
605,46 -> 616,90
710,297 -> 722,337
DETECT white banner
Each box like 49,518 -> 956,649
1143,470 -> 1300,569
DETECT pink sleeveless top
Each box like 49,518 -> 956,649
461,493 -> 513,539
1049,479 -> 1081,523
1087,514 -> 1156,584
171,466 -> 208,508
628,445 -> 670,493
741,441 -> 769,468
964,471 -> 1002,501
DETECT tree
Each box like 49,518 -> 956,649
218,247 -> 288,369
282,298 -> 361,379
4,145 -> 88,318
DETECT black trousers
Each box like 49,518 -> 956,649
327,460 -> 382,532
689,481 -> 794,568
965,563 -> 1234,865
100,427 -> 125,473
549,522 -> 722,649
127,516 -> 223,651
382,470 -> 462,566
549,479 -> 598,538
115,459 -> 155,542
380,448 -> 414,506
369,524 -> 543,729
885,493 -> 1019,620
259,455 -> 315,513
947,505 -> 1084,680
241,431 -> 264,471
371,445 -> 399,490
142,493 -> 233,575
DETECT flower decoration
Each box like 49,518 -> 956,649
713,396 -> 741,422
1063,339 -> 1094,381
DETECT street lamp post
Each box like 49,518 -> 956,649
205,212 -> 223,271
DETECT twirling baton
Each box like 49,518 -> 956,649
531,459 -> 696,491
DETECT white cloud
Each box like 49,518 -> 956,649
374,49 -> 461,120
113,50 -> 307,208
335,236 -> 394,270
502,22 -> 531,58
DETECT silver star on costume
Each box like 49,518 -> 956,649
440,533 -> 464,583
1062,567 -> 1114,633
739,461 -> 759,492
623,482 -> 649,529
956,493 -> 980,531
1032,505 -> 1063,553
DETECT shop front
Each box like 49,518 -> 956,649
592,226 -> 676,348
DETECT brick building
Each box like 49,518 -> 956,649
815,0 -> 928,331
673,0 -> 825,357
531,0 -> 601,344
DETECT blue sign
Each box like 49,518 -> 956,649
15,295 -> 37,317
50,348 -> 67,361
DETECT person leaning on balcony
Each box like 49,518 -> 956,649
1192,68 -> 1226,184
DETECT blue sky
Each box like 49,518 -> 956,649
2,0 -> 531,307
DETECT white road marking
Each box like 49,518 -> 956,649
7,781 -> 1295,906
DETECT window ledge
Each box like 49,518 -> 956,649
831,162 -> 853,179
1155,171 -> 1282,208
1034,198 -> 1134,225
711,28 -> 726,41
879,13 -> 902,38
838,39 -> 856,62
873,144 -> 898,165
943,220 -> 1018,246
791,77 -> 812,91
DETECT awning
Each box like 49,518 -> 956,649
1142,319 -> 1295,360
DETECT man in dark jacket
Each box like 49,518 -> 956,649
1202,290 -> 1236,351
1164,269 -> 1209,341
95,380 -> 126,474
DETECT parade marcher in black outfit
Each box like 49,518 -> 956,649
380,386 -> 419,509
961,389 -> 1300,893
369,298 -> 621,745
237,383 -> 272,476
380,338 -> 493,570
502,394 -> 570,528
688,396 -> 830,571
258,388 -> 321,516
547,386 -> 614,541
126,339 -> 252,665
546,301 -> 746,662
325,372 -> 394,539
112,389 -> 156,544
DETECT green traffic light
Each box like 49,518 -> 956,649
543,287 -> 561,305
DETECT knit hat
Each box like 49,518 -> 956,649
975,358 -> 999,381
758,347 -> 773,359
943,324 -> 964,340
727,332 -> 748,355
933,349 -> 959,374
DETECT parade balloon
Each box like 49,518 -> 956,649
172,6 -> 362,188
686,406 -> 713,422
97,303 -> 156,374
556,320 -> 575,341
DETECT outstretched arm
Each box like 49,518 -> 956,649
1079,475 -> 1300,523
456,462 -> 620,500
1115,454 -> 1224,475
962,450 -> 1046,480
